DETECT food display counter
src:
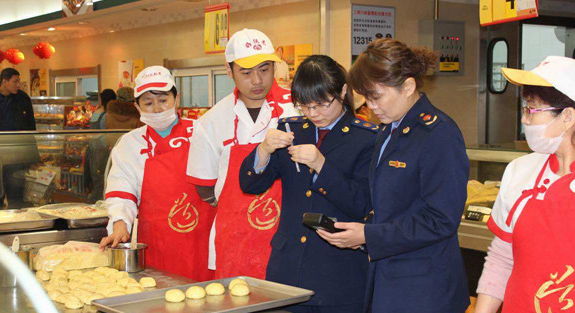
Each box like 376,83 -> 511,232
31,97 -> 95,131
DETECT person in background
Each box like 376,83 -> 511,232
475,56 -> 575,313
274,46 -> 290,88
90,89 -> 116,129
0,68 -> 35,131
105,87 -> 143,129
240,55 -> 376,313
100,66 -> 215,281
187,28 -> 299,279
317,39 -> 470,313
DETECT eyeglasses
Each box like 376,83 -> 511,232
522,106 -> 565,118
295,96 -> 337,112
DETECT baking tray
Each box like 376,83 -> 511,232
0,210 -> 57,233
93,276 -> 314,313
32,203 -> 108,229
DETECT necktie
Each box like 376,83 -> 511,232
316,129 -> 330,148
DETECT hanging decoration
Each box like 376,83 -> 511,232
5,48 -> 25,65
33,42 -> 56,59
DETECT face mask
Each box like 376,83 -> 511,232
140,108 -> 177,131
524,116 -> 565,154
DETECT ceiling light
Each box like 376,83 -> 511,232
78,21 -> 89,25
142,7 -> 158,12
20,33 -> 27,36
109,30 -> 115,33
47,27 -> 56,31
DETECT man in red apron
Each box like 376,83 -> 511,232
100,66 -> 215,281
187,29 -> 299,279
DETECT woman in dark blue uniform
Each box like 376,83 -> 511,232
318,39 -> 470,313
239,55 -> 377,313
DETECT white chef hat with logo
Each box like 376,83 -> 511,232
134,66 -> 176,98
502,56 -> 575,102
225,28 -> 281,69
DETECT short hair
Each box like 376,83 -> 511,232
136,86 -> 178,104
1,68 -> 20,83
100,89 -> 116,111
522,85 -> 575,113
291,55 -> 354,112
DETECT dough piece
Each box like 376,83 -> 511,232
79,276 -> 94,285
103,286 -> 125,297
140,277 -> 156,288
55,292 -> 71,304
230,284 -> 250,296
48,289 -> 62,301
84,293 -> 104,305
55,286 -> 70,293
117,277 -> 138,288
80,284 -> 97,292
228,278 -> 248,290
68,281 -> 80,290
72,289 -> 90,298
185,286 -> 206,299
93,275 -> 107,283
205,283 -> 225,296
94,267 -> 109,274
126,286 -> 144,294
36,270 -> 50,281
106,290 -> 126,297
83,271 -> 97,278
96,282 -> 114,290
111,271 -> 128,281
68,270 -> 83,278
165,289 -> 185,303
52,268 -> 68,277
64,295 -> 84,309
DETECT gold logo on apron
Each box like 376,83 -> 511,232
535,265 -> 575,312
168,193 -> 199,233
247,189 -> 280,230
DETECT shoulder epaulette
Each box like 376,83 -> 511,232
351,118 -> 380,132
280,116 -> 307,123
417,112 -> 441,128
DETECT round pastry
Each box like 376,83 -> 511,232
36,270 -> 50,281
126,286 -> 144,294
140,277 -> 156,288
64,295 -> 84,309
185,286 -> 206,299
228,278 -> 248,290
48,289 -> 62,301
230,284 -> 250,296
205,283 -> 225,296
55,292 -> 71,304
84,293 -> 104,305
117,277 -> 130,288
165,289 -> 185,303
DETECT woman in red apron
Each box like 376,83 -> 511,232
475,56 -> 575,313
101,66 -> 215,281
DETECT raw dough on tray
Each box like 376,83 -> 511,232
165,289 -> 185,303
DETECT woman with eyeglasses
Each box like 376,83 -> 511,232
239,55 -> 377,313
474,56 -> 575,313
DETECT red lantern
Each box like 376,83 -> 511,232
5,48 -> 25,65
0,50 -> 4,63
33,42 -> 55,59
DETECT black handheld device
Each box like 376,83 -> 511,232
303,213 -> 344,233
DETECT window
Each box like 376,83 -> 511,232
172,67 -> 235,107
175,75 -> 209,107
488,39 -> 508,93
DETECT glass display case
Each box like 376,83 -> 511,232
0,130 -> 128,210
31,97 -> 95,131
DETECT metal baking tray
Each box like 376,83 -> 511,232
0,210 -> 57,233
93,276 -> 314,313
32,203 -> 108,229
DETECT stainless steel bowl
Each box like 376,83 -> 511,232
109,243 -> 147,273
0,245 -> 34,287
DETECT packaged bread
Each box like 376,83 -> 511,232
34,241 -> 110,271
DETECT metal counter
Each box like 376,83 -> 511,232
457,220 -> 494,252
0,227 -> 107,249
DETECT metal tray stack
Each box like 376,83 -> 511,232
32,203 -> 108,228
93,276 -> 314,313
0,209 -> 57,233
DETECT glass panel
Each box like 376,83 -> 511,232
214,74 -> 235,104
490,40 -> 508,93
56,82 -> 76,97
80,77 -> 99,103
191,75 -> 209,107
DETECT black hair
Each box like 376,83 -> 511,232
522,85 -> 575,114
100,89 -> 116,111
1,68 -> 20,83
136,86 -> 178,104
291,55 -> 353,112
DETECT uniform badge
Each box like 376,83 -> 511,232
354,120 -> 360,124
403,127 -> 410,134
423,114 -> 432,121
388,160 -> 407,168
291,117 -> 298,121
420,113 -> 425,117
342,126 -> 350,133
425,115 -> 437,125
303,123 -> 309,129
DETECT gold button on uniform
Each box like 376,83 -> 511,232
309,168 -> 314,174
322,190 -> 327,195
306,190 -> 312,197
247,171 -> 252,176
300,236 -> 307,243
318,188 -> 324,192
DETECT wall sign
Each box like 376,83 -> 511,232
480,0 -> 538,26
204,3 -> 230,54
351,4 -> 395,62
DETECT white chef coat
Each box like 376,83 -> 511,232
488,152 -> 560,243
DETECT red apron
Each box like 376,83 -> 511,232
502,155 -> 575,313
214,106 -> 284,279
138,120 -> 216,281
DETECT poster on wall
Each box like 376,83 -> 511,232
480,0 -> 538,26
274,44 -> 313,89
204,3 -> 230,54
62,0 -> 94,17
30,69 -> 48,97
118,60 -> 144,88
351,5 -> 395,63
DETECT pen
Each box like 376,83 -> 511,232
284,123 -> 300,173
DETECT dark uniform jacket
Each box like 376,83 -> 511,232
240,110 -> 377,307
0,90 -> 35,131
364,94 -> 470,313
